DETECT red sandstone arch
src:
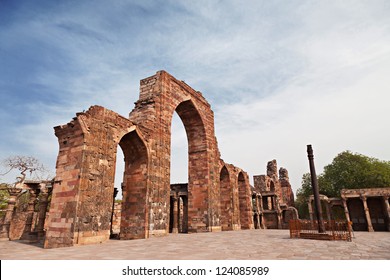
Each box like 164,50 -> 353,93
220,165 -> 233,231
44,71 -> 250,248
44,106 -> 141,248
238,171 -> 254,229
173,100 -> 211,232
118,130 -> 149,239
128,71 -> 222,234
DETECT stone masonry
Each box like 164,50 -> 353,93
253,160 -> 296,229
44,71 -> 253,248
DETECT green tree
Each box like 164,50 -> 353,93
295,173 -> 312,219
295,151 -> 390,218
319,151 -> 390,197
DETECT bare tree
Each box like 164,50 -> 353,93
1,156 -> 47,188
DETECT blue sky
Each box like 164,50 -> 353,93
1,0 -> 390,194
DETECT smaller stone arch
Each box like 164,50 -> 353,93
238,171 -> 254,229
118,129 -> 150,239
219,165 -> 233,231
282,206 -> 299,228
44,106 -> 137,248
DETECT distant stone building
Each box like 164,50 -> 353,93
0,180 -> 52,242
307,188 -> 390,232
253,160 -> 297,229
342,188 -> 390,231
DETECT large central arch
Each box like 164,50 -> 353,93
174,100 -> 209,232
129,71 -> 222,234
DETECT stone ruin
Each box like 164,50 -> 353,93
253,160 -> 297,229
0,71 -> 301,248
307,188 -> 390,232
43,70 -> 254,248
0,180 -> 52,242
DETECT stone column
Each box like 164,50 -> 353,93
361,196 -> 374,232
258,194 -> 266,229
255,196 -> 261,229
21,186 -> 40,240
172,195 -> 178,234
308,198 -> 314,222
383,196 -> 390,231
182,196 -> 188,233
0,187 -> 22,241
177,197 -> 182,233
341,197 -> 353,234
341,197 -> 351,223
325,201 -> 331,221
276,197 -> 282,229
36,183 -> 52,240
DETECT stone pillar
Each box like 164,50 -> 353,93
325,201 -> 331,221
182,196 -> 188,233
341,198 -> 351,223
258,195 -> 266,229
255,196 -> 261,229
383,196 -> 390,231
172,195 -> 178,234
177,197 -> 182,233
0,187 -> 22,241
36,183 -> 52,240
308,198 -> 314,222
21,186 -> 40,240
361,196 -> 374,232
276,197 -> 282,229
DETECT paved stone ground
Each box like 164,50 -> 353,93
1,229 -> 389,260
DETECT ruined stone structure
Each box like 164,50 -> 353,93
43,71 -> 253,248
253,160 -> 296,229
219,162 -> 253,231
307,194 -> 345,222
341,188 -> 390,232
169,183 -> 188,233
307,188 -> 390,232
0,180 -> 52,242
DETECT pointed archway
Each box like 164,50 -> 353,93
220,166 -> 233,231
238,171 -> 254,229
174,100 -> 210,232
119,130 -> 149,239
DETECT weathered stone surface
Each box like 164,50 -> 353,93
341,188 -> 390,232
111,202 -> 121,236
44,71 -> 252,248
279,167 -> 294,207
253,160 -> 296,229
44,106 -> 137,248
219,161 -> 253,231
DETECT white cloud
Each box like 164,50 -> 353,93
1,0 -> 390,197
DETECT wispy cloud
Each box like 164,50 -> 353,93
1,0 -> 389,192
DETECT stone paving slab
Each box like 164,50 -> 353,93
1,229 -> 389,260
